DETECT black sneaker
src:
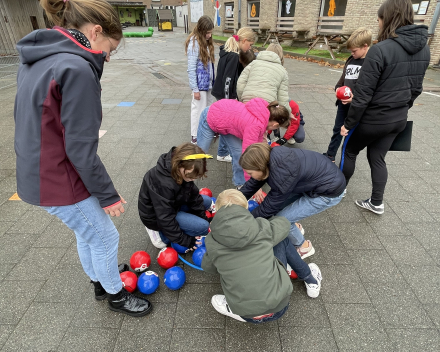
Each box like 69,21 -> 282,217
118,263 -> 129,273
355,199 -> 384,215
108,288 -> 153,317
323,153 -> 335,162
91,281 -> 107,301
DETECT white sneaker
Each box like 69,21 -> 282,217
305,263 -> 322,298
217,155 -> 232,163
287,138 -> 296,145
211,295 -> 246,322
145,226 -> 167,249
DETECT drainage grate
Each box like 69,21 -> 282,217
152,72 -> 166,79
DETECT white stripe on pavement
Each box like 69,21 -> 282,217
329,69 -> 343,73
423,91 -> 440,97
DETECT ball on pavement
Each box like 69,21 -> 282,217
164,266 -> 186,290
192,246 -> 207,267
130,251 -> 151,272
248,200 -> 259,212
199,188 -> 213,197
137,271 -> 160,294
120,271 -> 138,293
157,247 -> 178,269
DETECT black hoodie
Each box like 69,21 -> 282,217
138,148 -> 208,247
344,25 -> 430,130
211,45 -> 243,100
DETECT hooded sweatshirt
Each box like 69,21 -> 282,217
202,205 -> 293,318
138,147 -> 207,248
207,98 -> 270,154
211,45 -> 242,99
14,27 -> 120,208
344,25 -> 430,130
237,51 -> 291,114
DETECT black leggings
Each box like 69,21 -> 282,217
341,120 -> 407,205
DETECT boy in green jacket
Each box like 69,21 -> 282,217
201,190 -> 322,323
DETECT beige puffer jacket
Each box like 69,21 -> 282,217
237,51 -> 291,114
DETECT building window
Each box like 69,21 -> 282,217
412,1 -> 430,15
248,1 -> 260,18
278,0 -> 295,17
225,2 -> 234,18
320,0 -> 348,17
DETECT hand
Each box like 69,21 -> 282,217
340,126 -> 349,136
104,195 -> 127,217
290,112 -> 297,121
278,137 -> 287,146
194,236 -> 202,248
253,189 -> 266,203
193,92 -> 201,100
341,94 -> 353,105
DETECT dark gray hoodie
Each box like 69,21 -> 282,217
14,28 -> 120,208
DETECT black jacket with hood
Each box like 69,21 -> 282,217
138,148 -> 208,248
344,25 -> 430,130
211,45 -> 243,100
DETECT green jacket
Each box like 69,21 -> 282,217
237,51 -> 291,114
201,205 -> 293,318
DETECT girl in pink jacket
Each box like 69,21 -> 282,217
197,98 -> 290,188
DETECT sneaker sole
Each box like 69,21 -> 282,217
299,245 -> 315,260
108,303 -> 153,317
211,297 -> 246,322
355,201 -> 384,215
217,158 -> 232,163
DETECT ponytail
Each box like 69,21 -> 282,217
40,0 -> 122,40
268,101 -> 290,127
224,27 -> 256,53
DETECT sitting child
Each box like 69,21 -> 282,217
269,100 -> 306,145
202,189 -> 322,323
138,143 -> 213,251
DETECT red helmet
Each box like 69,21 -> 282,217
130,251 -> 151,272
199,188 -> 213,197
120,271 -> 138,293
157,247 -> 178,269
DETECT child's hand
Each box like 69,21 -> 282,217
340,126 -> 349,136
194,92 -> 201,100
253,189 -> 266,203
104,195 -> 127,217
341,94 -> 353,105
290,112 -> 298,121
194,236 -> 202,247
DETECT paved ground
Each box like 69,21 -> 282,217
1,27 -> 440,352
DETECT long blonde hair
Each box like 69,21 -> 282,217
185,15 -> 215,66
224,27 -> 256,53
40,0 -> 122,40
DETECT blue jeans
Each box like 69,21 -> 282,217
217,136 -> 229,157
277,192 -> 344,247
159,195 -> 212,244
41,196 -> 122,294
197,107 -> 246,186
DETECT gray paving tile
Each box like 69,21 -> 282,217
335,223 -> 384,250
114,327 -> 172,352
6,208 -> 53,234
398,265 -> 440,304
0,233 -> 38,263
319,265 -> 371,304
388,201 -> 435,223
0,221 -> 14,237
326,202 -> 367,223
325,303 -> 381,328
348,250 -> 403,283
175,301 -> 225,329
0,325 -> 14,350
0,201 -> 31,222
5,247 -> 67,280
332,328 -> 392,352
0,263 -> 14,281
161,98 -> 182,105
32,217 -> 75,248
424,304 -> 440,328
278,301 -> 330,327
170,329 -> 225,352
121,303 -> 176,330
58,328 -> 118,352
1,303 -> 77,352
369,220 -> 410,236
380,235 -> 435,265
70,297 -> 124,329
0,280 -> 45,324
280,327 -> 337,352
405,222 -> 440,249
226,320 -> 281,352
177,283 -> 223,302
305,235 -> 352,265
386,328 -> 440,352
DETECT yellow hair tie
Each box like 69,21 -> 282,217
182,154 -> 213,160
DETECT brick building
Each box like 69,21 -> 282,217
188,0 -> 440,65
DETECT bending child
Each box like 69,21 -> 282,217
138,143 -> 213,250
202,189 -> 322,323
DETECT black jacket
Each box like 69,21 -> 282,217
212,45 -> 243,100
138,148 -> 207,247
240,147 -> 346,219
344,25 -> 430,130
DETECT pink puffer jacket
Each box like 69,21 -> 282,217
207,98 -> 269,154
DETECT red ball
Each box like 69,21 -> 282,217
199,188 -> 213,197
287,268 -> 298,279
271,142 -> 280,148
120,271 -> 138,293
157,248 -> 178,269
205,210 -> 213,219
130,251 -> 151,272
336,86 -> 352,100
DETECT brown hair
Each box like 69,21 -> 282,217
346,27 -> 373,49
239,49 -> 256,67
171,143 -> 208,185
185,15 -> 215,67
268,101 -> 290,128
40,0 -> 122,40
377,0 -> 414,42
239,143 -> 271,180
216,189 -> 248,210
266,43 -> 284,65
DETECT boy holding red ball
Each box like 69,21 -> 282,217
323,27 -> 372,162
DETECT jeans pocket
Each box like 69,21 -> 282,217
319,196 -> 331,204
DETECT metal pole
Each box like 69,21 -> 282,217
238,0 -> 241,30
428,0 -> 440,35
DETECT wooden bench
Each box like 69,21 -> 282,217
247,17 -> 260,29
261,18 -> 295,47
305,16 -> 351,60
224,18 -> 234,33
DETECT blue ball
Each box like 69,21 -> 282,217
171,242 -> 189,254
211,197 -> 216,204
192,246 -> 207,267
248,200 -> 259,212
164,266 -> 186,290
196,236 -> 206,248
137,271 -> 160,295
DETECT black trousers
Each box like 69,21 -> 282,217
341,120 -> 407,204
327,101 -> 350,157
